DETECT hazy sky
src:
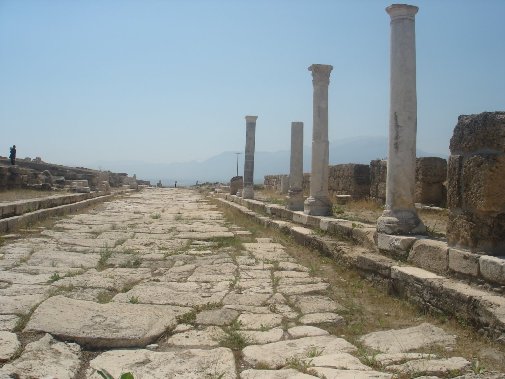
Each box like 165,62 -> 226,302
1,0 -> 504,169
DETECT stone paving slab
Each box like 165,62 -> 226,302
359,323 -> 457,353
385,356 -> 470,376
25,295 -> 179,348
242,336 -> 357,368
87,347 -> 236,379
0,331 -> 20,362
0,334 -> 81,379
240,369 -> 316,378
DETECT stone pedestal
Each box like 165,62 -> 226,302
288,122 -> 304,211
304,64 -> 333,216
447,112 -> 505,255
377,4 -> 425,235
242,116 -> 258,199
280,175 -> 289,194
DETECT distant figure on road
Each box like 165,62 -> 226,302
9,145 -> 16,165
175,181 -> 177,188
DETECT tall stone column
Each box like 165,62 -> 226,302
287,122 -> 304,210
377,4 -> 425,234
242,115 -> 258,199
304,64 -> 333,216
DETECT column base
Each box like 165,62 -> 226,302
287,188 -> 304,211
304,195 -> 332,216
242,186 -> 254,199
377,209 -> 426,235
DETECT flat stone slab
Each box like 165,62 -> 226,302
0,331 -> 20,362
238,313 -> 283,330
359,323 -> 456,353
87,347 -> 236,379
299,312 -> 345,325
291,295 -> 345,314
241,328 -> 285,344
242,335 -> 357,369
287,326 -> 329,339
25,295 -> 178,348
240,369 -> 316,379
0,315 -> 19,331
374,353 -> 437,366
306,352 -> 371,371
113,281 -> 228,307
0,334 -> 81,379
196,308 -> 239,326
166,326 -> 226,347
0,293 -> 46,314
311,368 -> 391,379
386,357 -> 470,376
277,282 -> 329,295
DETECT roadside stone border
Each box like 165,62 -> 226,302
220,194 -> 505,291
0,191 -> 129,234
216,194 -> 505,343
0,192 -> 106,220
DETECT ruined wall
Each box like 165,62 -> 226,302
264,175 -> 283,191
415,157 -> 447,207
447,112 -> 505,255
0,157 -> 138,191
369,159 -> 388,203
369,158 -> 447,206
328,164 -> 370,199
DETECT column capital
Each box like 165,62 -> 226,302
386,4 -> 418,21
245,115 -> 258,123
308,64 -> 333,86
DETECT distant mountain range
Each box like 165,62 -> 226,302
92,136 -> 444,186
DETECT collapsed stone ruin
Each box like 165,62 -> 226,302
0,156 -> 140,193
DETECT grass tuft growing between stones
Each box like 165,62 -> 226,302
97,290 -> 115,304
208,236 -> 244,252
97,247 -> 113,271
48,272 -> 62,283
284,357 -> 317,376
218,318 -> 249,350
176,309 -> 197,325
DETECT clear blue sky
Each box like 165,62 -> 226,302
1,0 -> 504,169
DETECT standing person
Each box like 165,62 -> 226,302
9,145 -> 16,165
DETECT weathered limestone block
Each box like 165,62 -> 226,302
408,239 -> 449,274
230,176 -> 243,195
25,295 -> 178,348
479,255 -> 505,285
448,248 -> 480,277
0,331 -> 20,362
359,323 -> 456,353
88,347 -> 236,379
328,164 -> 370,199
447,112 -> 505,254
0,334 -> 81,379
242,335 -> 356,368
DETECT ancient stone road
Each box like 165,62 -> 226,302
0,189 -> 502,378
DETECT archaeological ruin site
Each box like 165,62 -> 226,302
0,4 -> 504,379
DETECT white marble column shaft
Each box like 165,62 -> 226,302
242,115 -> 257,199
304,64 -> 333,216
377,4 -> 425,234
287,122 -> 304,210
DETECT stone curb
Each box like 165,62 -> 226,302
0,192 -> 104,220
0,191 -> 126,234
215,195 -> 505,343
